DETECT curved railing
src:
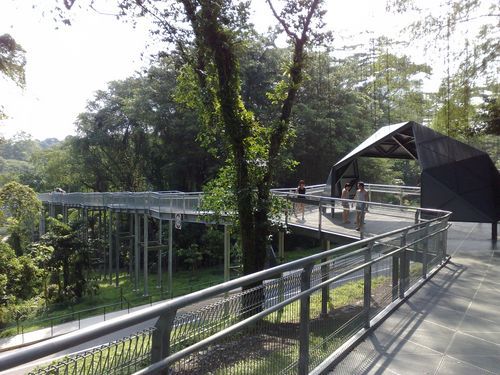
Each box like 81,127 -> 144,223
1,191 -> 451,375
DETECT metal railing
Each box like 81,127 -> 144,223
0,280 -> 222,346
28,328 -> 155,375
0,202 -> 451,374
39,191 -> 204,219
38,183 -> 420,220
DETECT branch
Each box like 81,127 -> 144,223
299,0 -> 321,43
265,0 -> 299,40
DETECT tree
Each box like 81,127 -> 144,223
41,217 -> 91,300
0,34 -> 26,119
0,181 -> 41,254
173,0 -> 327,281
60,0 -> 326,284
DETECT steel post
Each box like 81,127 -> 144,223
391,254 -> 399,302
129,215 -> 134,283
278,231 -> 285,263
422,223 -> 430,278
108,210 -> 113,285
134,213 -> 140,291
168,220 -> 173,298
298,264 -> 313,375
157,219 -> 163,289
224,225 -> 230,283
39,208 -> 45,237
320,239 -> 330,318
363,242 -> 373,328
143,214 -> 149,296
151,309 -> 177,373
399,230 -> 409,298
115,213 -> 120,288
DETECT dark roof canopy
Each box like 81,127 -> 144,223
326,121 -> 500,223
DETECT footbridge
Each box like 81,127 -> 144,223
0,184 -> 455,375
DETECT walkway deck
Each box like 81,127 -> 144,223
288,204 -> 417,240
333,221 -> 500,374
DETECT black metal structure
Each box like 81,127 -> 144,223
325,121 -> 500,237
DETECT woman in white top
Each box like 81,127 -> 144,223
354,182 -> 367,231
341,183 -> 351,224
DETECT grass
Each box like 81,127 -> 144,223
1,244 -> 364,339
0,265 -> 225,338
31,274 -> 392,375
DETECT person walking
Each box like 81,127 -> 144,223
354,182 -> 367,231
296,180 -> 306,220
341,183 -> 351,224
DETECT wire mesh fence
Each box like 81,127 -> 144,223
28,328 -> 155,375
4,196 -> 450,375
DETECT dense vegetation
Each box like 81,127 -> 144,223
0,0 -> 498,326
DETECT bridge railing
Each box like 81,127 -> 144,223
39,183 -> 421,220
39,191 -> 205,217
1,206 -> 451,375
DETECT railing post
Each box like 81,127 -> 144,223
318,199 -> 322,236
399,186 -> 403,206
278,230 -> 285,263
399,230 -> 409,298
363,241 -> 374,329
422,222 -> 431,278
143,214 -> 149,297
392,252 -> 399,302
298,264 -> 313,375
151,309 -> 177,373
321,239 -> 330,318
168,219 -> 173,298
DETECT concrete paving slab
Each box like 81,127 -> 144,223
330,222 -> 500,375
436,356 -> 496,375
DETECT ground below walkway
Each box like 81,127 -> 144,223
333,222 -> 500,375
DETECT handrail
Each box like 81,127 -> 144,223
0,205 -> 451,372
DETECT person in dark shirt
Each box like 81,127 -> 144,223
296,179 -> 306,220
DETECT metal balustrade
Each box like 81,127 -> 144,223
38,183 -> 420,221
0,196 -> 451,375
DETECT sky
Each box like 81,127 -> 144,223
0,0 -> 443,141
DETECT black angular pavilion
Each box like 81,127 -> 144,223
325,121 -> 500,237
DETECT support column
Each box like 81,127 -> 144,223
278,231 -> 285,263
157,219 -> 163,289
134,213 -> 140,291
168,220 -> 173,298
39,208 -> 46,237
298,264 -> 313,375
82,208 -> 88,242
129,215 -> 134,283
98,210 -> 104,277
62,205 -> 68,224
321,238 -> 330,318
493,222 -> 498,242
103,210 -> 108,281
224,225 -> 230,283
108,210 -> 113,285
49,203 -> 55,218
143,214 -> 149,296
115,213 -> 120,288
363,242 -> 373,329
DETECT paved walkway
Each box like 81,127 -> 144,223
333,221 -> 500,374
0,302 -> 161,352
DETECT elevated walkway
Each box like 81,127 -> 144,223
333,222 -> 500,374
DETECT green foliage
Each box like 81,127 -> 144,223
40,217 -> 91,301
0,34 -> 26,119
0,241 -> 43,325
0,181 -> 41,254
